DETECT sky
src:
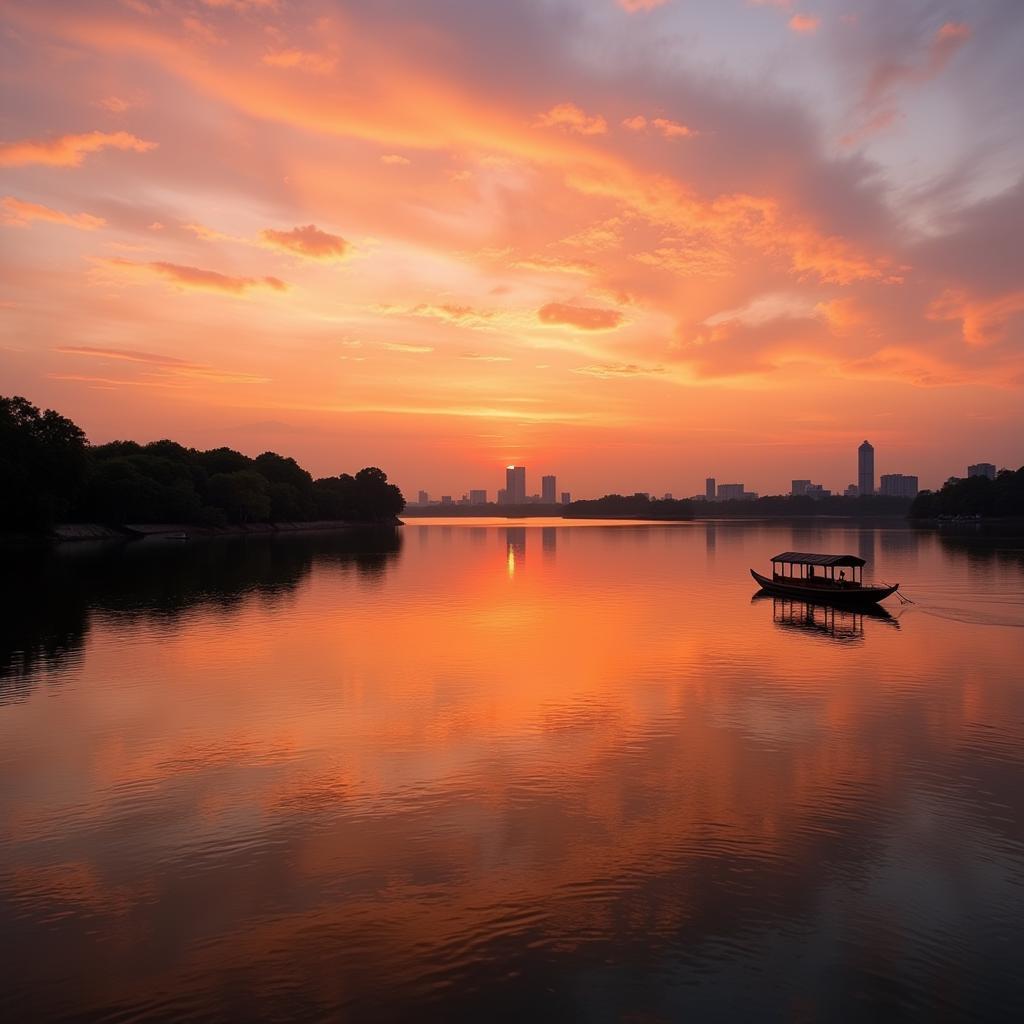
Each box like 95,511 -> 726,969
1,0 -> 1022,499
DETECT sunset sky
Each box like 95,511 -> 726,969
1,0 -> 1022,498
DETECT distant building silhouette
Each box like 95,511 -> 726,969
541,474 -> 556,503
858,440 -> 875,496
705,477 -> 716,500
843,484 -> 858,497
417,490 -> 429,505
497,487 -> 509,504
440,495 -> 453,505
560,491 -> 571,504
793,479 -> 829,499
880,473 -> 919,498
469,489 -> 487,504
717,483 -> 748,500
506,465 -> 526,504
968,463 -> 996,480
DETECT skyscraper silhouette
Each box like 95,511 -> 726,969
858,440 -> 874,496
506,465 -> 526,504
541,475 -> 556,503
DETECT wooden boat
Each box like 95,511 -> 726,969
750,551 -> 899,605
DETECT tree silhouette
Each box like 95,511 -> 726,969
1,395 -> 407,531
0,396 -> 87,530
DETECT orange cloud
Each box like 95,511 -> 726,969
617,0 -> 670,11
382,342 -> 434,353
0,130 -> 156,167
574,363 -> 664,378
864,21 -> 972,107
262,49 -> 337,75
104,258 -> 287,294
538,302 -> 624,330
651,117 -> 694,139
95,95 -> 143,113
788,14 -> 820,34
535,102 -> 607,136
53,345 -> 268,384
928,289 -> 1024,346
259,224 -> 348,259
380,154 -> 410,165
1,196 -> 105,230
622,114 -> 694,138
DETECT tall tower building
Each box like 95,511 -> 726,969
858,440 -> 875,496
506,465 -> 527,504
541,475 -> 556,503
705,477 -> 716,500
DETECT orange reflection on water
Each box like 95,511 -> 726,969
1,521 -> 1023,1019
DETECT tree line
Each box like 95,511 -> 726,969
562,492 -> 915,519
910,467 -> 1024,518
0,395 -> 405,532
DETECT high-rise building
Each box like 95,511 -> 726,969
417,490 -> 429,505
791,479 -> 811,496
505,465 -> 526,504
541,475 -> 556,503
705,477 -> 716,500
440,495 -> 453,505
858,440 -> 875,496
844,484 -> 858,498
968,463 -> 996,480
497,487 -> 509,504
880,474 -> 919,498
717,483 -> 745,500
469,489 -> 487,504
560,491 -> 571,504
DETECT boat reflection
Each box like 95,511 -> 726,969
752,592 -> 899,642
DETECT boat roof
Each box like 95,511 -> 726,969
770,551 -> 866,567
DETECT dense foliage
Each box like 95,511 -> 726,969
910,467 -> 1024,518
0,395 -> 405,532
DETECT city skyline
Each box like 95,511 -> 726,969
412,438 -> 1001,502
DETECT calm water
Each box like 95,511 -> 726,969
2,520 -> 1024,1022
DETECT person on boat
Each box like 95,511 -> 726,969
839,570 -> 846,586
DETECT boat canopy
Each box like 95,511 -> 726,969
769,551 -> 866,568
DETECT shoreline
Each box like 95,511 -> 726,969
2,518 -> 401,549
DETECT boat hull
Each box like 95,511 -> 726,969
750,569 -> 898,605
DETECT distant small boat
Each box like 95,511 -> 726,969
750,551 -> 899,605
163,531 -> 190,541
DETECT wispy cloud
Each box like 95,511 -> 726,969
617,0 -> 670,11
0,130 -> 156,167
2,196 -> 105,230
535,102 -> 607,135
538,302 -> 624,330
54,344 -> 268,384
260,224 -> 348,259
382,341 -> 434,353
102,258 -> 287,294
262,48 -> 337,75
788,14 -> 819,34
574,362 -> 665,378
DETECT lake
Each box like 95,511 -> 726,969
2,519 -> 1023,1022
